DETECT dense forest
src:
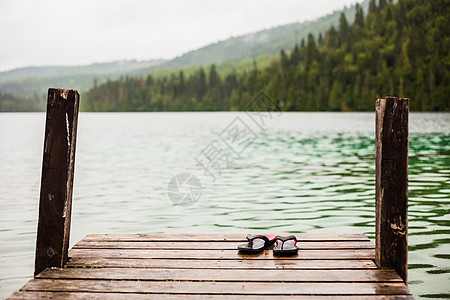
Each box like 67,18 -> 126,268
82,0 -> 448,112
0,92 -> 42,112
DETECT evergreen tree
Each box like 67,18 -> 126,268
354,3 -> 364,27
369,0 -> 377,13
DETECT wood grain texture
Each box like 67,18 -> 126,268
66,257 -> 378,269
20,279 -> 412,295
375,97 -> 409,283
34,88 -> 80,276
83,233 -> 370,242
37,267 -> 402,282
68,248 -> 376,260
8,291 -> 416,300
73,240 -> 375,250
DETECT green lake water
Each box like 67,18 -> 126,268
0,112 -> 448,299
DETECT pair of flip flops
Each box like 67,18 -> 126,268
238,234 -> 298,256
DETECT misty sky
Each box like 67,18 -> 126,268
1,0 -> 361,72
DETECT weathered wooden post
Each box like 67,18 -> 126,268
375,96 -> 409,283
34,88 -> 79,276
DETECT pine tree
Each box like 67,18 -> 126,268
354,3 -> 364,27
369,0 -> 377,13
338,13 -> 350,46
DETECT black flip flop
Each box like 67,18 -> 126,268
238,234 -> 276,254
273,235 -> 298,256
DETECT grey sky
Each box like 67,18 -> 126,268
0,0 -> 360,72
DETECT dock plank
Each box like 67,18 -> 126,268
21,279 -> 412,295
37,267 -> 402,282
83,233 -> 370,242
8,291 -> 415,300
66,257 -> 378,269
69,248 -> 375,260
73,240 -> 375,250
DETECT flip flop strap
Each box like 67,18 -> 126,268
246,234 -> 269,247
275,235 -> 297,250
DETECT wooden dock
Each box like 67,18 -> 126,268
7,90 -> 413,298
9,233 -> 413,299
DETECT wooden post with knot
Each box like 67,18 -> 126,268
375,96 -> 409,283
34,88 -> 80,276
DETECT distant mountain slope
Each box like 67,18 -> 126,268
0,60 -> 166,83
0,59 -> 166,97
132,1 -> 368,76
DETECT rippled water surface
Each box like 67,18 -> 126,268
0,112 -> 449,299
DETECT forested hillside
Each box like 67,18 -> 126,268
0,59 -> 166,100
131,2 -> 365,76
0,2 -> 365,107
83,0 -> 449,112
0,92 -> 42,112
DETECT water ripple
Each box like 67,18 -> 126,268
0,112 -> 448,299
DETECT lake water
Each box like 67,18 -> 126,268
0,112 -> 449,299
